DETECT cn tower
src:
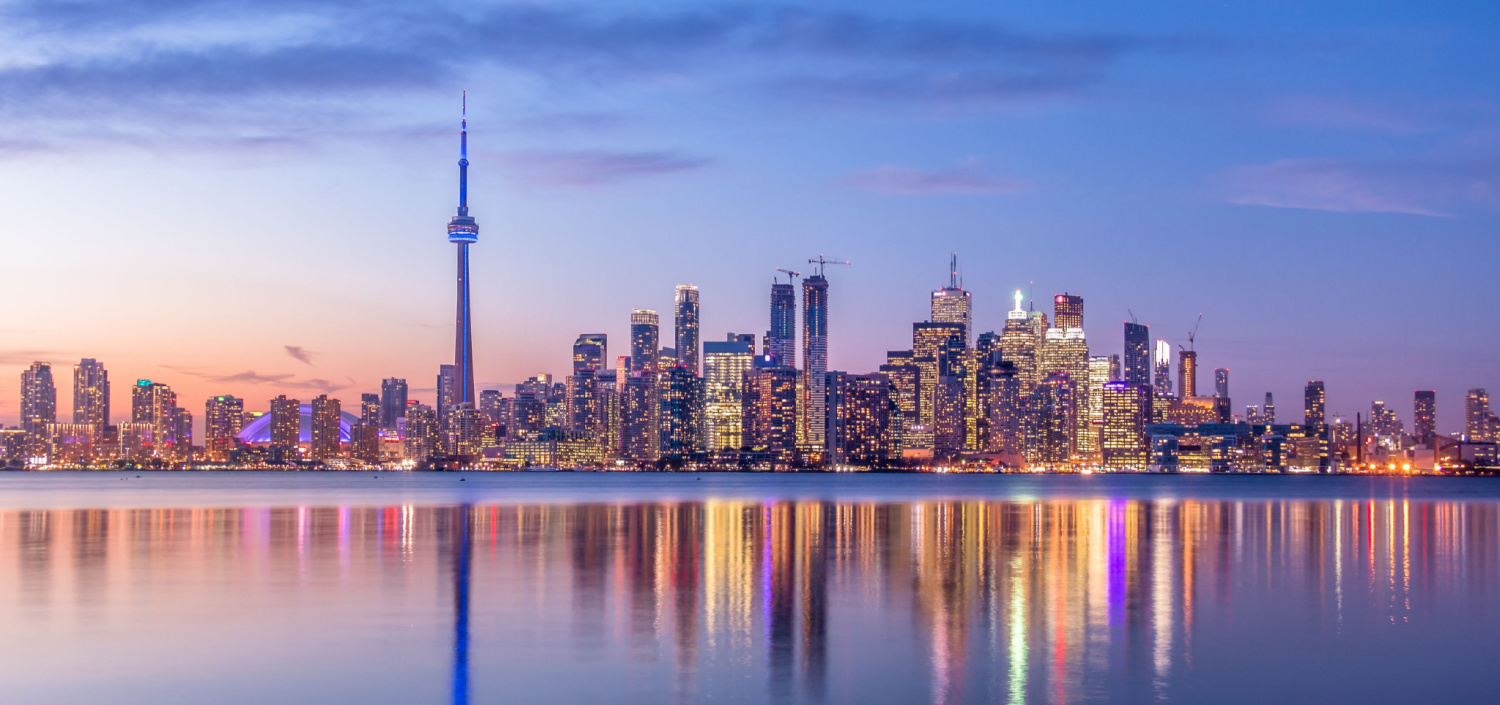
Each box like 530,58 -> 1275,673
446,93 -> 479,406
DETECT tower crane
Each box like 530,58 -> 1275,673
774,268 -> 801,286
1179,313 -> 1203,353
807,254 -> 851,277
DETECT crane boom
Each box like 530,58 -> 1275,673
807,254 -> 851,277
774,267 -> 801,286
1187,313 -> 1203,351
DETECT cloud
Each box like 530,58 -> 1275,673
0,350 -> 63,365
1262,95 -> 1432,134
500,150 -> 710,187
163,366 -> 347,393
1222,156 -> 1500,216
841,159 -> 1027,195
0,2 -> 1180,151
283,345 -> 314,365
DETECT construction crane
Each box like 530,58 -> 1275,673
1128,309 -> 1139,324
1179,313 -> 1203,352
774,268 -> 801,286
807,254 -> 851,277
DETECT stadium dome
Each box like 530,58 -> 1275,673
236,404 -> 360,444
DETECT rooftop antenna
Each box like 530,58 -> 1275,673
948,252 -> 959,289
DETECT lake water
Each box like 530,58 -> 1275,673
3,472 -> 1499,704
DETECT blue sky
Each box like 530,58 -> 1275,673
0,0 -> 1496,433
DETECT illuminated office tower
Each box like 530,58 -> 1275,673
269,395 -> 301,453
436,365 -> 458,430
621,373 -> 659,462
742,364 -> 799,462
768,281 -> 796,367
1214,368 -> 1229,399
360,393 -> 380,426
802,271 -> 829,446
1100,381 -> 1151,471
930,254 -> 972,345
1053,293 -> 1083,329
659,364 -> 703,455
573,334 -> 607,373
445,94 -> 480,411
1153,340 -> 1173,396
309,395 -> 342,461
567,368 -> 599,437
204,395 -> 244,459
674,285 -> 700,374
831,372 -> 894,467
1466,389 -> 1493,441
880,353 -> 921,450
1414,391 -> 1436,445
999,290 -> 1038,391
912,322 -> 964,446
72,359 -> 109,427
379,378 -> 407,431
703,334 -> 755,451
1123,322 -> 1151,387
984,360 -> 1024,459
1177,349 -> 1197,398
21,361 -> 56,433
630,310 -> 660,374
1025,372 -> 1075,467
1040,327 -> 1089,456
1084,355 -> 1115,455
1304,381 -> 1326,427
932,373 -> 965,460
1264,392 -> 1276,424
478,389 -> 504,426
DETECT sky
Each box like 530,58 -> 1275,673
0,0 -> 1497,436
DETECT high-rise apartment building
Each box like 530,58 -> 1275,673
573,334 -> 607,373
1025,372 -> 1075,467
630,310 -> 660,374
1305,381 -> 1326,427
1123,322 -> 1151,387
1177,349 -> 1197,398
1153,340 -> 1173,397
403,403 -> 439,459
379,378 -> 408,430
360,393 -> 380,426
309,395 -> 342,461
1053,293 -> 1083,330
1040,327 -> 1089,456
802,273 -> 829,446
768,281 -> 796,367
1101,381 -> 1152,471
72,359 -> 109,427
984,360 -> 1024,460
930,254 -> 972,346
1414,390 -> 1436,446
674,285 -> 700,374
21,361 -> 57,433
831,372 -> 894,466
1264,392 -> 1276,424
880,353 -> 921,451
913,322 -> 965,438
1085,355 -> 1116,455
703,334 -> 755,451
742,364 -> 799,463
205,395 -> 245,459
659,364 -> 702,455
1466,389 -> 1493,441
436,365 -> 459,429
1214,368 -> 1229,399
269,395 -> 301,453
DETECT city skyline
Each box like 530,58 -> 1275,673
0,1 -> 1496,442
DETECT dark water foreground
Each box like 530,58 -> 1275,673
3,472 -> 1499,704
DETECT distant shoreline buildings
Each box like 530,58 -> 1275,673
6,101 -> 1499,474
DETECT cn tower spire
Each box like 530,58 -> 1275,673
447,93 -> 479,408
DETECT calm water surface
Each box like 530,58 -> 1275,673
3,472 -> 1499,704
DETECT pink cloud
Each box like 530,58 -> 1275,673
1223,156 -> 1500,217
841,159 -> 1027,195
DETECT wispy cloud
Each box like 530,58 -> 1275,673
500,150 -> 710,187
0,350 -> 62,366
164,366 -> 347,393
283,345 -> 315,365
1223,156 -> 1500,217
1262,95 -> 1432,134
841,159 -> 1027,195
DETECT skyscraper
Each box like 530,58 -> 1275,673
831,372 -> 894,466
72,359 -> 109,427
659,364 -> 703,455
674,285 -> 700,375
1177,349 -> 1197,398
1040,327 -> 1089,456
1085,355 -> 1116,455
573,334 -> 607,373
802,272 -> 829,446
310,395 -> 342,461
1101,381 -> 1151,471
1414,390 -> 1436,446
1153,340 -> 1173,396
379,378 -> 408,431
703,334 -> 755,451
269,395 -> 301,455
1305,381 -> 1326,427
1466,389 -> 1492,441
930,254 -> 972,346
437,365 -> 458,428
630,310 -> 660,374
1000,291 -> 1038,393
742,363 -> 799,463
1214,368 -> 1229,399
1264,392 -> 1276,424
1122,322 -> 1151,387
913,322 -> 965,440
623,310 -> 661,462
1053,293 -> 1083,330
446,93 -> 480,410
205,395 -> 244,460
768,280 -> 796,367
21,362 -> 56,456
1025,372 -> 1074,467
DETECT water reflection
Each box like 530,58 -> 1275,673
3,497 -> 1500,703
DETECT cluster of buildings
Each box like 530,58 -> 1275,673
8,101 -> 1496,473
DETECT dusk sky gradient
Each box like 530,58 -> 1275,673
0,0 -> 1496,435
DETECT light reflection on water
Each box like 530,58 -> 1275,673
3,481 -> 1500,704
